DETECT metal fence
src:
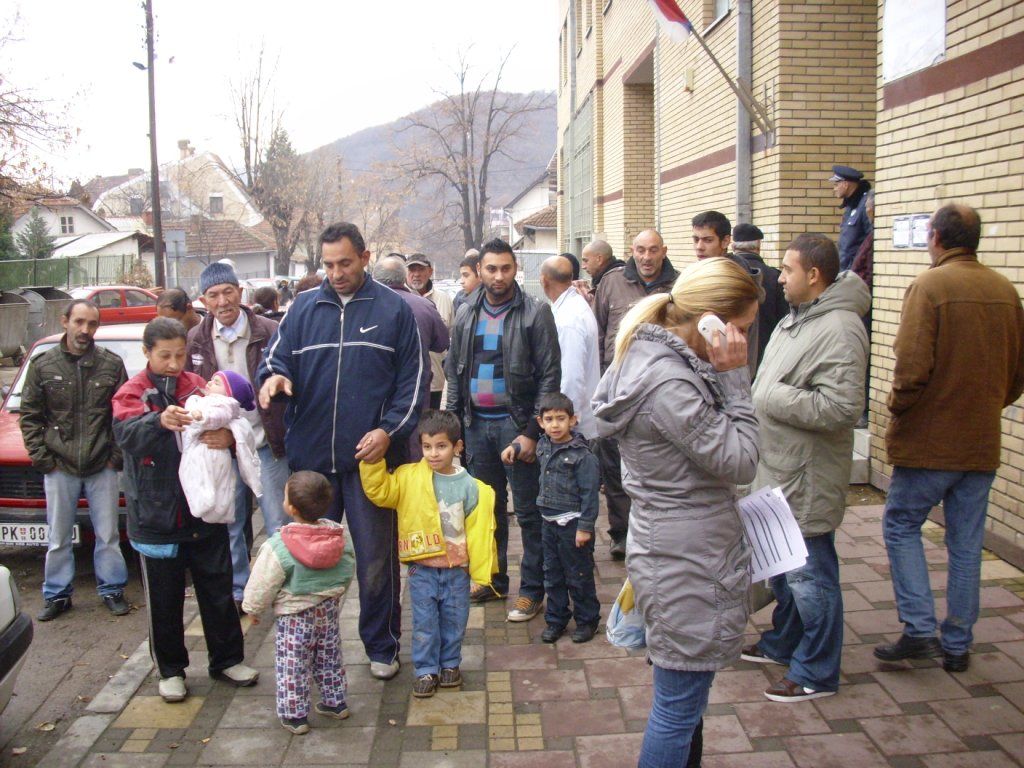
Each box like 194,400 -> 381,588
0,255 -> 138,292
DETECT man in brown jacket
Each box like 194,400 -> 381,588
592,229 -> 678,559
875,203 -> 1024,673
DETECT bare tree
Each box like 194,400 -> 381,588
399,51 -> 552,251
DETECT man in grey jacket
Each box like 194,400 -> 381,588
741,233 -> 869,703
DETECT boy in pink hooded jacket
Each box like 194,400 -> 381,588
243,471 -> 355,735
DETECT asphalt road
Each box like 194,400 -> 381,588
0,543 -> 151,764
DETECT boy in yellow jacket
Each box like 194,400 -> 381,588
359,410 -> 497,698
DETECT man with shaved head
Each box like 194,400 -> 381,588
592,228 -> 679,559
876,203 -> 1024,674
577,239 -> 622,303
540,255 -> 600,438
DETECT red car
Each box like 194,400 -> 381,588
0,324 -> 146,546
69,285 -> 159,325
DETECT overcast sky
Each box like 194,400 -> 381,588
5,1 -> 558,187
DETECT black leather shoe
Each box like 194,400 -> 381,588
609,539 -> 626,561
103,593 -> 131,616
873,634 -> 942,661
572,623 -> 599,644
541,625 -> 565,643
943,650 -> 970,672
37,596 -> 72,622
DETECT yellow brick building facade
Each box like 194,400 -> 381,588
558,0 -> 1024,564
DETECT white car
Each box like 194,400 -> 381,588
0,565 -> 32,713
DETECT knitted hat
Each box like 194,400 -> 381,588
213,371 -> 256,411
199,261 -> 239,295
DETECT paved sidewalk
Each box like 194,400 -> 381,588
32,498 -> 1024,767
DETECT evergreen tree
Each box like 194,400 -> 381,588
15,208 -> 56,259
0,209 -> 17,260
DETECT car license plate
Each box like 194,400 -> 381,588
0,523 -> 80,546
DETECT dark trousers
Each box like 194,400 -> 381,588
430,391 -> 443,410
464,415 -> 544,600
594,437 -> 630,542
139,527 -> 244,679
541,515 -> 600,629
325,469 -> 402,664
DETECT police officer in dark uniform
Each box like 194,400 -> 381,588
830,164 -> 873,272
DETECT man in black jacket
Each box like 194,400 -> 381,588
445,239 -> 561,622
20,299 -> 129,620
731,223 -> 787,366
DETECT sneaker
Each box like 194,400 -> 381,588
158,676 -> 187,703
571,623 -> 598,644
212,663 -> 259,687
470,584 -> 506,603
943,650 -> 970,673
609,539 -> 626,561
280,717 -> 309,735
37,596 -> 72,622
740,644 -> 784,665
439,667 -> 462,688
873,634 -> 942,662
102,593 -> 131,616
314,701 -> 350,719
541,624 -> 565,643
507,596 -> 543,622
370,660 -> 400,680
763,678 -> 835,703
413,674 -> 438,698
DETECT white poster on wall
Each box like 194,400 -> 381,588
882,0 -> 946,83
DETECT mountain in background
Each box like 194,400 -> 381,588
308,91 -> 556,273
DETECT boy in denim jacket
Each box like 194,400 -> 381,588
505,392 -> 601,642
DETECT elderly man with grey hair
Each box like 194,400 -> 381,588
731,223 -> 786,365
372,256 -> 450,458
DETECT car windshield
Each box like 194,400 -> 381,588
69,288 -> 92,299
4,340 -> 147,412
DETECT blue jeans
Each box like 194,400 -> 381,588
227,445 -> 291,600
541,515 -> 600,629
638,665 -> 714,768
43,468 -> 127,600
327,469 -> 401,665
464,416 -> 543,601
407,564 -> 470,677
757,532 -> 843,692
884,466 -> 995,654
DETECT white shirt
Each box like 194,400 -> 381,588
551,286 -> 601,439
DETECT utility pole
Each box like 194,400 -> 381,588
144,0 -> 165,286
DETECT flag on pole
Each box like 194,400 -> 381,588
647,0 -> 693,43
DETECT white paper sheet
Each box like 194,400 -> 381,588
738,486 -> 808,582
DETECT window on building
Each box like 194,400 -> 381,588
129,196 -> 144,215
585,0 -> 592,36
209,195 -> 224,214
706,0 -> 730,27
883,0 -> 945,82
564,98 -> 593,254
59,215 -> 74,235
575,0 -> 583,54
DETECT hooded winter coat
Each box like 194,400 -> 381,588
242,519 -> 354,616
751,271 -> 869,536
592,324 -> 759,671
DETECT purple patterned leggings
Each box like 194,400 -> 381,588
274,597 -> 347,719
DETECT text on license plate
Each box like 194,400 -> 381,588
0,523 -> 81,546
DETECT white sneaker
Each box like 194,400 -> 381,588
158,676 -> 187,702
214,663 -> 259,687
370,660 -> 400,680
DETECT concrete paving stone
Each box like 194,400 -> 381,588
618,684 -> 653,721
991,732 -> 1024,761
582,656 -> 652,689
709,669 -> 777,704
703,714 -> 753,754
996,639 -> 1024,666
489,751 -> 576,768
540,698 -> 624,738
112,696 -> 205,729
575,732 -> 645,768
406,691 -> 487,726
398,749 -> 487,767
459,643 -> 484,672
972,616 -> 1024,645
197,727 -> 291,764
859,714 -> 968,755
841,589 -> 874,612
702,753 -> 796,768
844,607 -> 901,636
930,695 -> 1024,736
485,643 -> 558,671
812,682 -> 902,720
853,579 -> 897,604
840,563 -> 886,583
216,695 -> 279,728
512,669 -> 590,702
345,664 -> 385,694
872,667 -> 971,703
981,586 -> 1024,609
981,560 -> 1024,580
554,636 -> 629,660
952,651 -> 1024,686
842,642 -> 895,675
283,725 -> 375,764
784,733 -> 889,767
732,701 -> 831,738
83,754 -> 168,768
994,680 -> 1024,710
88,639 -> 154,714
919,752 -> 1021,768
